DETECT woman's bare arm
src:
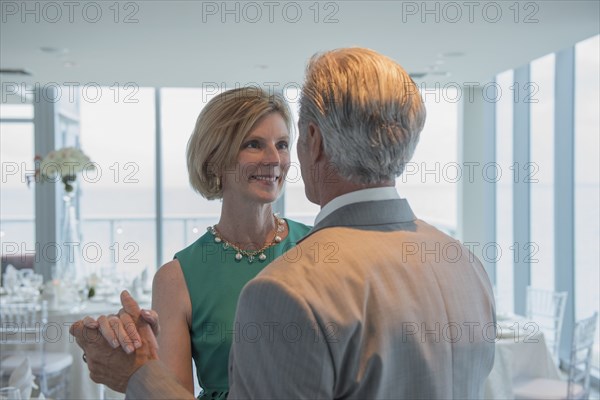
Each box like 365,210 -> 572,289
152,259 -> 194,393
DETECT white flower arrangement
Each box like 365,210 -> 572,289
38,147 -> 95,192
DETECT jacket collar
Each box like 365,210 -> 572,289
309,198 -> 417,235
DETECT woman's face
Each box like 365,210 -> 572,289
222,112 -> 290,205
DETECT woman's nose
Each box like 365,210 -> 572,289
261,144 -> 280,165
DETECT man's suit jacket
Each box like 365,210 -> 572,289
127,199 -> 496,399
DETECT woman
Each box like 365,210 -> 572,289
94,87 -> 310,399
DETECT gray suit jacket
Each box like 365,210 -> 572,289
128,199 -> 496,399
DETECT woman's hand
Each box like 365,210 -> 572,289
138,308 -> 161,337
80,305 -> 160,353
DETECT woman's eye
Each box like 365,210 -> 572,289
244,140 -> 260,149
277,141 -> 289,150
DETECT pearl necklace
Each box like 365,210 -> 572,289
207,213 -> 285,263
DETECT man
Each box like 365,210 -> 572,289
72,48 -> 496,399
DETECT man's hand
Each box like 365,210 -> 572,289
118,290 -> 159,353
69,291 -> 159,393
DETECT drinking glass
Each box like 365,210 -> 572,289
0,387 -> 21,400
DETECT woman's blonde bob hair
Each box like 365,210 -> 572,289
187,87 -> 293,200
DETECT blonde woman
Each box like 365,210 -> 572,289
98,87 -> 311,399
156,87 -> 310,399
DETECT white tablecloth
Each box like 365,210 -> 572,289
484,321 -> 561,399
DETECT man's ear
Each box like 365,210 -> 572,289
307,122 -> 324,163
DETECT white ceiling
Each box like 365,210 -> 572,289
1,0 -> 599,92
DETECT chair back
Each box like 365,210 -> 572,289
567,312 -> 598,400
0,302 -> 47,344
0,301 -> 48,394
526,287 -> 568,360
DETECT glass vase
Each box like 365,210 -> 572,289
56,191 -> 84,284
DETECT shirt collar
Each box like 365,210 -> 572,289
314,186 -> 401,226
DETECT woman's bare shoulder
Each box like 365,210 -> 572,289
154,259 -> 183,283
152,259 -> 191,318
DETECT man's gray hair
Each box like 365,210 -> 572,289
298,48 -> 426,183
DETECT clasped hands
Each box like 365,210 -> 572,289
69,290 -> 160,393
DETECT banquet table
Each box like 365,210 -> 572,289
0,294 -> 148,400
484,317 -> 562,399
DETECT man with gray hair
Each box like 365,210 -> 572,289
72,47 -> 495,399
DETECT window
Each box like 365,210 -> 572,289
79,89 -> 156,285
530,53 -> 555,291
160,88 -> 222,264
0,105 -> 35,261
395,86 -> 458,235
284,87 -> 320,225
575,34 -> 600,370
495,70 -> 515,315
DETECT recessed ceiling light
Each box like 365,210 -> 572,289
409,72 -> 427,79
40,47 -> 69,55
440,52 -> 464,58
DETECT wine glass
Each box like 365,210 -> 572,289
0,387 -> 21,400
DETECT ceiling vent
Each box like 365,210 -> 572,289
0,69 -> 32,76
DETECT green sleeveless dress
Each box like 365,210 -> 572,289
175,219 -> 311,400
